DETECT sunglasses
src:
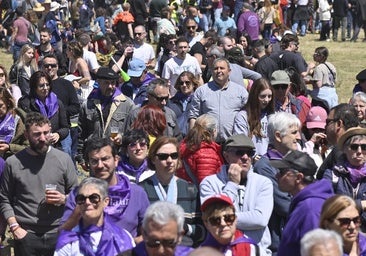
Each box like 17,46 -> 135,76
0,73 -> 5,77
336,216 -> 361,228
349,143 -> 366,151
273,84 -> 288,90
179,81 -> 191,86
75,193 -> 102,205
156,152 -> 179,160
128,140 -> 148,150
228,149 -> 255,157
208,213 -> 236,226
134,32 -> 143,36
186,26 -> 196,30
38,83 -> 50,89
145,238 -> 178,249
44,64 -> 57,68
151,94 -> 169,102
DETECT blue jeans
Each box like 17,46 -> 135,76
292,20 -> 307,36
60,131 -> 72,158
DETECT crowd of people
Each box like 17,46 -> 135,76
0,0 -> 366,255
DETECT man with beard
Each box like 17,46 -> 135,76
0,112 -> 78,256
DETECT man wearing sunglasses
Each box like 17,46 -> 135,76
200,194 -> 260,255
200,134 -> 273,255
270,150 -> 333,256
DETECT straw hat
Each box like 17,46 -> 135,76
33,2 -> 45,12
337,127 -> 366,149
43,0 -> 52,4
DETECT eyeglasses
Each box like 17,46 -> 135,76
150,94 -> 169,102
128,140 -> 148,150
325,118 -> 338,126
349,143 -> 366,151
179,81 -> 191,86
0,73 -> 5,77
186,26 -> 196,30
273,84 -> 288,90
75,193 -> 102,205
38,83 -> 50,89
43,63 -> 57,68
336,216 -> 361,228
228,149 -> 255,158
145,238 -> 178,249
156,152 -> 179,160
134,32 -> 143,36
208,213 -> 236,226
89,156 -> 112,166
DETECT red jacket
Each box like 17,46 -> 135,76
177,140 -> 224,184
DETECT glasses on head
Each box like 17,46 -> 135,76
273,84 -> 288,90
150,94 -> 169,102
325,118 -> 338,126
44,63 -> 57,68
349,143 -> 366,151
156,152 -> 179,161
228,149 -> 255,158
179,81 -> 192,86
75,193 -> 102,205
208,213 -> 236,226
186,26 -> 196,30
145,238 -> 178,249
128,140 -> 148,150
0,73 -> 5,78
38,83 -> 50,89
336,216 -> 361,228
89,156 -> 112,166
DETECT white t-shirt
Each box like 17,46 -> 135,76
133,43 -> 155,64
83,49 -> 100,73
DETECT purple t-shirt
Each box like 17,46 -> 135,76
13,17 -> 30,43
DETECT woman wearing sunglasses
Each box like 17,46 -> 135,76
139,136 -> 205,247
117,129 -> 155,183
54,177 -> 135,255
320,195 -> 366,256
323,127 -> 366,231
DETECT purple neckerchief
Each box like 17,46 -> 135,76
201,233 -> 256,253
345,162 -> 366,188
56,214 -> 134,256
264,146 -> 284,160
104,174 -> 131,218
0,113 -> 16,143
132,241 -> 193,256
117,156 -> 148,183
35,92 -> 59,119
88,88 -> 122,110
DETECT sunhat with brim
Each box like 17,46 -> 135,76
337,127 -> 366,149
50,1 -> 60,11
33,2 -> 45,12
43,0 -> 52,4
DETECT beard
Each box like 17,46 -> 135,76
29,140 -> 50,155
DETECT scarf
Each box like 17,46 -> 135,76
35,92 -> 59,119
117,156 -> 148,183
88,87 -> 122,110
345,162 -> 366,188
0,113 -> 16,143
104,174 -> 131,218
201,230 -> 254,256
151,174 -> 177,204
55,214 -> 134,256
264,146 -> 284,160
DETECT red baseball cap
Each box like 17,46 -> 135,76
201,194 -> 234,212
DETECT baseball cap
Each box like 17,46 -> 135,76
306,106 -> 327,129
201,194 -> 233,212
270,150 -> 317,177
271,70 -> 291,86
96,67 -> 120,80
222,134 -> 255,151
128,58 -> 146,77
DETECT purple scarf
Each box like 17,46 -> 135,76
345,162 -> 366,188
132,241 -> 193,256
264,146 -> 284,160
35,92 -> 59,119
55,214 -> 134,256
117,156 -> 148,183
0,113 -> 16,143
104,174 -> 131,218
200,232 -> 257,253
88,88 -> 122,110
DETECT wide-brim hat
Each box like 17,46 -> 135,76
43,0 -> 52,4
33,2 -> 45,12
50,1 -> 60,11
337,127 -> 366,149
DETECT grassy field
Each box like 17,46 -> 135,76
0,32 -> 364,104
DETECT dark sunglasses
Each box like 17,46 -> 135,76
273,84 -> 288,90
336,216 -> 361,227
151,94 -> 169,102
349,144 -> 366,151
228,149 -> 255,158
208,213 -> 236,226
134,32 -> 143,36
75,193 -> 102,205
179,81 -> 192,86
128,140 -> 148,150
156,152 -> 179,160
145,238 -> 178,248
186,26 -> 196,30
44,64 -> 57,68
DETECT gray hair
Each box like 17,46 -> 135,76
78,177 -> 109,199
350,92 -> 366,104
142,201 -> 185,233
267,112 -> 301,144
213,58 -> 230,69
196,114 -> 217,133
147,78 -> 168,96
208,45 -> 225,58
344,135 -> 366,150
300,228 -> 343,256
